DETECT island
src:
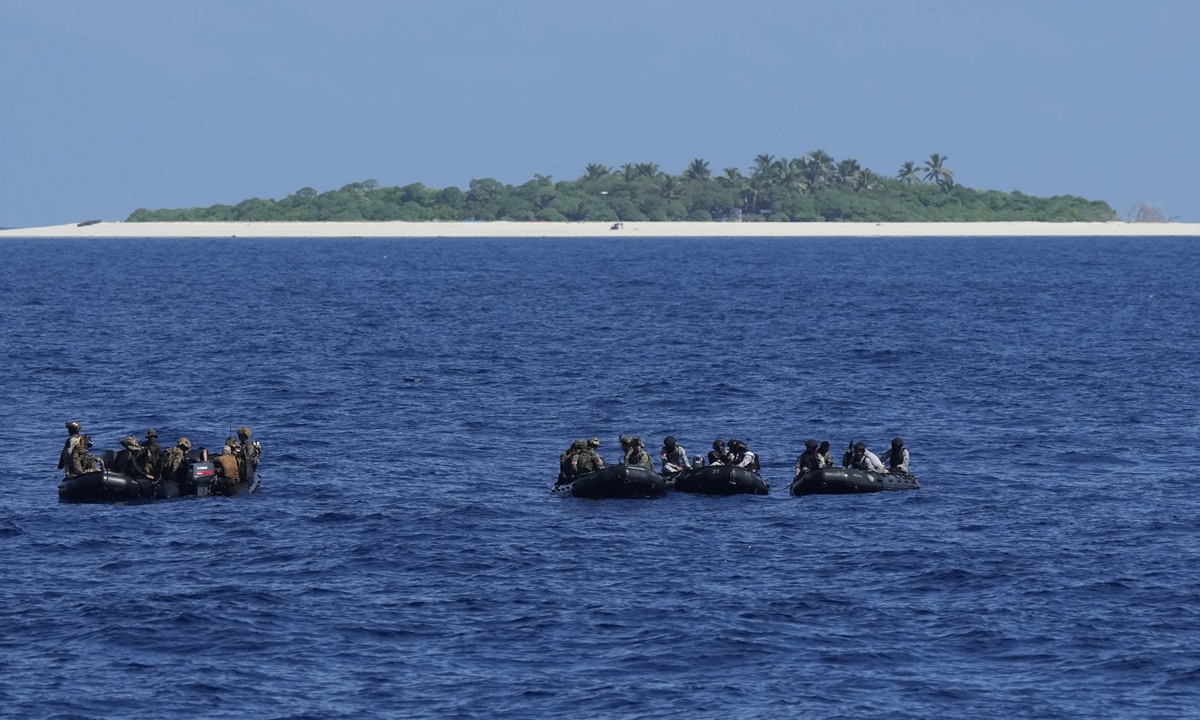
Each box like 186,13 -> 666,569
127,152 -> 1118,224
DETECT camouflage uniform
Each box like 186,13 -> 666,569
575,437 -> 606,475
157,438 -> 193,483
141,430 -> 163,470
235,427 -> 261,481
66,435 -> 100,478
112,436 -> 153,479
58,421 -> 83,472
626,438 -> 654,471
558,439 -> 586,483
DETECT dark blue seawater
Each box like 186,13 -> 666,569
2,236 -> 1200,719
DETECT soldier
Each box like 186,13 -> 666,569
236,427 -> 261,481
728,439 -> 760,472
157,437 -> 193,483
617,436 -> 633,464
575,437 -> 606,475
660,436 -> 689,475
111,436 -> 154,480
58,421 -> 83,473
625,438 -> 654,471
142,429 -> 163,469
213,443 -> 242,487
794,439 -> 826,478
879,437 -> 910,474
818,441 -> 833,468
707,439 -> 728,466
558,439 -> 585,484
65,435 -> 101,478
848,442 -> 888,474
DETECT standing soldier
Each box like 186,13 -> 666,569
58,421 -> 83,473
236,427 -> 261,481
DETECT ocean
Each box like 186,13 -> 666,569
2,236 -> 1199,718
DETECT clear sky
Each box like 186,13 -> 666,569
1,0 -> 1198,227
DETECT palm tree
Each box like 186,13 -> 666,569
659,177 -> 683,201
752,154 -> 776,178
923,153 -> 951,184
804,150 -> 835,192
619,163 -> 637,182
897,161 -> 920,185
634,162 -> 660,179
834,159 -> 862,186
721,167 -> 744,183
582,163 -> 609,181
852,171 -> 878,192
683,158 -> 712,181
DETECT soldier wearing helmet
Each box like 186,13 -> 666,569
660,436 -> 689,475
707,439 -> 729,466
625,437 -> 654,471
58,421 -> 83,472
879,437 -> 910,474
112,435 -> 154,480
848,442 -> 888,474
794,438 -> 826,478
575,437 -> 606,475
235,427 -> 262,481
558,439 -> 586,484
727,439 -> 760,472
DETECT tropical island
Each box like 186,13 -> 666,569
127,152 -> 1117,224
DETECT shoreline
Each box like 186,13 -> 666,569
2,220 -> 1199,239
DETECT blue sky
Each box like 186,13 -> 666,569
1,0 -> 1197,226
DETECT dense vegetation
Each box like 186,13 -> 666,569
128,152 -> 1116,223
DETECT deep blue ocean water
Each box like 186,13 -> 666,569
2,235 -> 1199,719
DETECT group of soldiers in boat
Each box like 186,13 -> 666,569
558,434 -> 911,484
57,420 -> 262,489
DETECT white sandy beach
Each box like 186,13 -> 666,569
1,220 -> 1198,239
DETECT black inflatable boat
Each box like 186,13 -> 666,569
554,464 -> 667,499
790,467 -> 919,496
669,464 -> 770,496
58,469 -> 157,504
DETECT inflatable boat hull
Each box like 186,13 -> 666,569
58,470 -> 156,504
556,465 -> 667,499
670,465 -> 770,495
790,467 -> 919,496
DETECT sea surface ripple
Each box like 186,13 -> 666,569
2,236 -> 1199,719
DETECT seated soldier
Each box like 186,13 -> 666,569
660,436 -> 689,475
728,439 -> 760,472
111,435 -> 154,480
848,442 -> 888,474
65,435 -> 101,478
707,439 -> 728,466
879,437 -> 910,474
156,437 -> 194,483
625,438 -> 654,471
213,444 -> 242,487
794,439 -> 826,478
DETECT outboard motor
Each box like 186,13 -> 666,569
189,462 -> 215,497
